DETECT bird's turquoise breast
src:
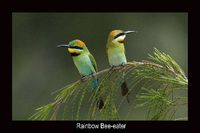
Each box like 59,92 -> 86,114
72,54 -> 95,76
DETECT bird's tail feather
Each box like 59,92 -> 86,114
97,97 -> 104,110
92,78 -> 99,90
91,78 -> 104,110
121,81 -> 130,103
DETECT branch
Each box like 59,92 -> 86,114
76,61 -> 175,83
29,48 -> 188,120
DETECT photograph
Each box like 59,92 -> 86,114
12,13 -> 188,121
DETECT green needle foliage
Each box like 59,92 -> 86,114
29,48 -> 188,120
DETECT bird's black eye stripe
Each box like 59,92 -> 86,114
71,53 -> 80,56
114,33 -> 125,39
69,46 -> 83,50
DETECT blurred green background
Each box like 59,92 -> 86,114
12,13 -> 188,120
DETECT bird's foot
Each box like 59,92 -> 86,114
110,66 -> 116,70
109,66 -> 116,74
120,62 -> 126,67
81,76 -> 87,82
91,73 -> 97,78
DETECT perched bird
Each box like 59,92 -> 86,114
57,39 -> 104,109
106,30 -> 136,103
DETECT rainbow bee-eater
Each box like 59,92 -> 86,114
57,39 -> 104,109
106,30 -> 136,103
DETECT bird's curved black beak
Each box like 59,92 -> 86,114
57,44 -> 70,48
124,31 -> 137,34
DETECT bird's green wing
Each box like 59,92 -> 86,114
88,53 -> 98,72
